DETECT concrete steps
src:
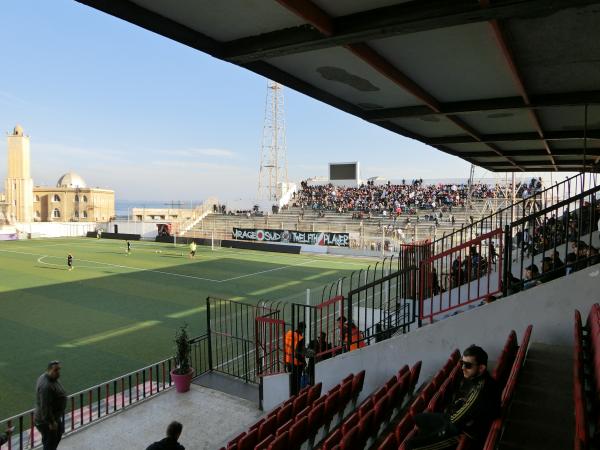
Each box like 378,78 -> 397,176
499,343 -> 573,450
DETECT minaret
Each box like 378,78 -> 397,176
5,125 -> 33,223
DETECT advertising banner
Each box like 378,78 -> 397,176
232,227 -> 350,247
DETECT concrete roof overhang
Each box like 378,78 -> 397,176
76,0 -> 600,172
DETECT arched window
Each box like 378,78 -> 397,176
83,211 -> 88,218
83,195 -> 88,202
74,211 -> 79,218
35,195 -> 40,202
75,195 -> 79,202
52,208 -> 61,218
53,194 -> 61,202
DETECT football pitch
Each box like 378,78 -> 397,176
0,237 -> 376,418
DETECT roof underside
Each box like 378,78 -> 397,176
76,0 -> 600,172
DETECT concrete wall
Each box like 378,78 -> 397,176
14,221 -> 98,237
107,220 -> 160,239
313,263 -> 599,403
262,373 -> 290,412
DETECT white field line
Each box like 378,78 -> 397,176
219,259 -> 318,282
1,248 -> 325,285
0,248 -> 220,282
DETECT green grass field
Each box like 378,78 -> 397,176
0,237 -> 376,418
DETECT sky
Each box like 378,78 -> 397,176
0,0 -> 544,204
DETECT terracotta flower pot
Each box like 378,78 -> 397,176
171,368 -> 194,393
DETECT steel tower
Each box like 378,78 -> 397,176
258,81 -> 288,201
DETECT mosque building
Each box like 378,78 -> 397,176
3,125 -> 114,224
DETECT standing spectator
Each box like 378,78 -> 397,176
146,421 -> 185,450
35,361 -> 67,450
284,322 -> 306,395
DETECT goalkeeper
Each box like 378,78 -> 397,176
189,241 -> 197,259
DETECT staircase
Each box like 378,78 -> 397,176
499,343 -> 573,450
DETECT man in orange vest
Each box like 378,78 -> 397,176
348,320 -> 366,351
284,321 -> 306,395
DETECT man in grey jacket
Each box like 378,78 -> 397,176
34,361 -> 67,450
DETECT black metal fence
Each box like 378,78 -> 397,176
503,182 -> 600,295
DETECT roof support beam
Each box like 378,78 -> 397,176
480,0 -> 557,170
363,91 -> 600,120
461,148 -> 600,158
223,0 -> 600,64
275,0 -> 522,170
429,130 -> 600,145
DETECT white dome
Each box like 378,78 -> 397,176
57,172 -> 87,189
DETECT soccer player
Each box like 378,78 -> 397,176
126,240 -> 131,256
67,254 -> 73,271
189,241 -> 197,259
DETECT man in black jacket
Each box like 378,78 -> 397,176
146,421 -> 185,450
0,426 -> 15,446
406,345 -> 501,449
34,361 -> 67,450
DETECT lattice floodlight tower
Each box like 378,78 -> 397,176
258,81 -> 288,201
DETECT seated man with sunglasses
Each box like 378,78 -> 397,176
406,345 -> 501,450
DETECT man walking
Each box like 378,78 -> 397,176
35,361 -> 67,450
66,254 -> 73,271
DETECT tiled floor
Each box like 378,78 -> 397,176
58,384 -> 262,450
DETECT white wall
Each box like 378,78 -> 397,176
262,373 -> 290,411
14,221 -> 97,237
107,220 -> 160,239
314,263 -> 599,403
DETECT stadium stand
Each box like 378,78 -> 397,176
219,372 -> 366,450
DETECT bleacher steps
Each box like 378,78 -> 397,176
499,343 -> 572,450
193,371 -> 259,406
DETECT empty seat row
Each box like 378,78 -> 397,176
222,372 -> 365,450
572,304 -> 600,450
320,362 -> 421,450
482,325 -> 533,450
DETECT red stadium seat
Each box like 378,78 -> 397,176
409,361 -> 422,393
258,415 -> 277,441
322,429 -> 342,450
276,403 -> 293,426
292,392 -> 308,415
307,382 -> 322,404
254,434 -> 274,450
288,416 -> 308,450
339,426 -> 359,450
228,432 -> 246,449
351,370 -> 366,401
395,414 -> 415,444
307,401 -> 325,432
238,428 -> 258,450
341,411 -> 359,434
324,390 -> 341,423
275,419 -> 293,436
378,433 -> 398,450
267,431 -> 288,450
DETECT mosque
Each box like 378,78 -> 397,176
2,125 -> 114,224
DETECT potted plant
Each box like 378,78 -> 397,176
171,324 -> 194,392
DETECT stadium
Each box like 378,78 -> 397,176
1,2 -> 600,450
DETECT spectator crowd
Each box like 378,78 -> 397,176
292,178 -> 542,216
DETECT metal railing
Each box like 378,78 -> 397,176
429,172 -> 598,261
419,229 -> 503,324
503,182 -> 600,295
0,335 -> 209,450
